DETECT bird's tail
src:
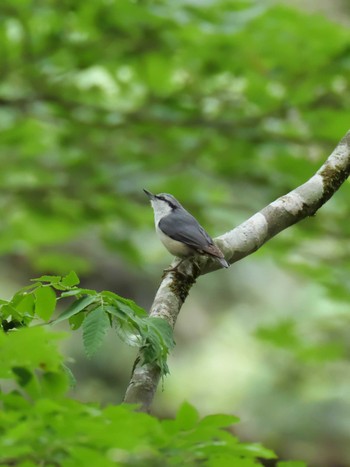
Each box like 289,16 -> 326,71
217,256 -> 229,268
203,244 -> 230,268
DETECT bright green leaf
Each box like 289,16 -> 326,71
61,271 -> 80,287
34,286 -> 56,321
61,288 -> 97,298
175,402 -> 199,430
199,414 -> 240,428
31,275 -> 62,284
14,294 -> 35,316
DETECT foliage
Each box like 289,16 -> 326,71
0,278 -> 306,466
0,395 -> 277,466
0,272 -> 174,375
0,0 -> 350,464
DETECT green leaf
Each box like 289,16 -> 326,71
255,320 -> 300,349
69,312 -> 85,330
41,371 -> 69,397
141,317 -> 175,375
82,306 -> 110,358
12,367 -> 33,387
175,402 -> 199,430
34,286 -> 57,321
116,300 -> 147,317
0,326 -> 66,380
61,363 -> 77,388
147,317 -> 175,351
31,275 -> 62,284
14,294 -> 35,316
61,271 -> 80,287
17,461 -> 38,467
199,414 -> 240,428
53,296 -> 97,324
239,443 -> 276,459
61,288 -> 97,298
101,291 -> 147,317
114,316 -> 143,347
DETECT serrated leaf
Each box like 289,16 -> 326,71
115,318 -> 143,347
117,300 -> 147,317
101,291 -> 147,317
34,287 -> 57,321
61,363 -> 76,388
61,271 -> 80,287
104,305 -> 125,319
82,306 -> 110,358
140,317 -> 175,375
109,309 -> 144,346
147,317 -> 175,350
53,296 -> 97,324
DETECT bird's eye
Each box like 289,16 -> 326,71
156,195 -> 176,209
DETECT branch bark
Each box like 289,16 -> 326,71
123,130 -> 350,412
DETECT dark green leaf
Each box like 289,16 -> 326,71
82,306 -> 110,358
69,312 -> 85,330
12,367 -> 33,387
53,296 -> 97,324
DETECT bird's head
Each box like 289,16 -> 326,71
143,189 -> 182,220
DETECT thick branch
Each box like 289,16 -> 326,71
123,130 -> 350,411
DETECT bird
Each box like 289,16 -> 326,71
143,189 -> 229,271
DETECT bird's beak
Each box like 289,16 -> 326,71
143,189 -> 155,199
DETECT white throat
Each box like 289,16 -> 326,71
150,199 -> 172,225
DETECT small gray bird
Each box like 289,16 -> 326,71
144,189 -> 229,270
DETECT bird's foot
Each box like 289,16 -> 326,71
162,259 -> 186,277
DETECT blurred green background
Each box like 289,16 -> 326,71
1,0 -> 350,465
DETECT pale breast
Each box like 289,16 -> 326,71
156,224 -> 193,257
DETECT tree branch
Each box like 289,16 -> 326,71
123,130 -> 350,412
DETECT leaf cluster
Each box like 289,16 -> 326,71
0,271 -> 174,375
0,275 -> 308,465
0,393 -> 304,467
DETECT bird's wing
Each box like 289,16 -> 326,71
158,210 -> 217,254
